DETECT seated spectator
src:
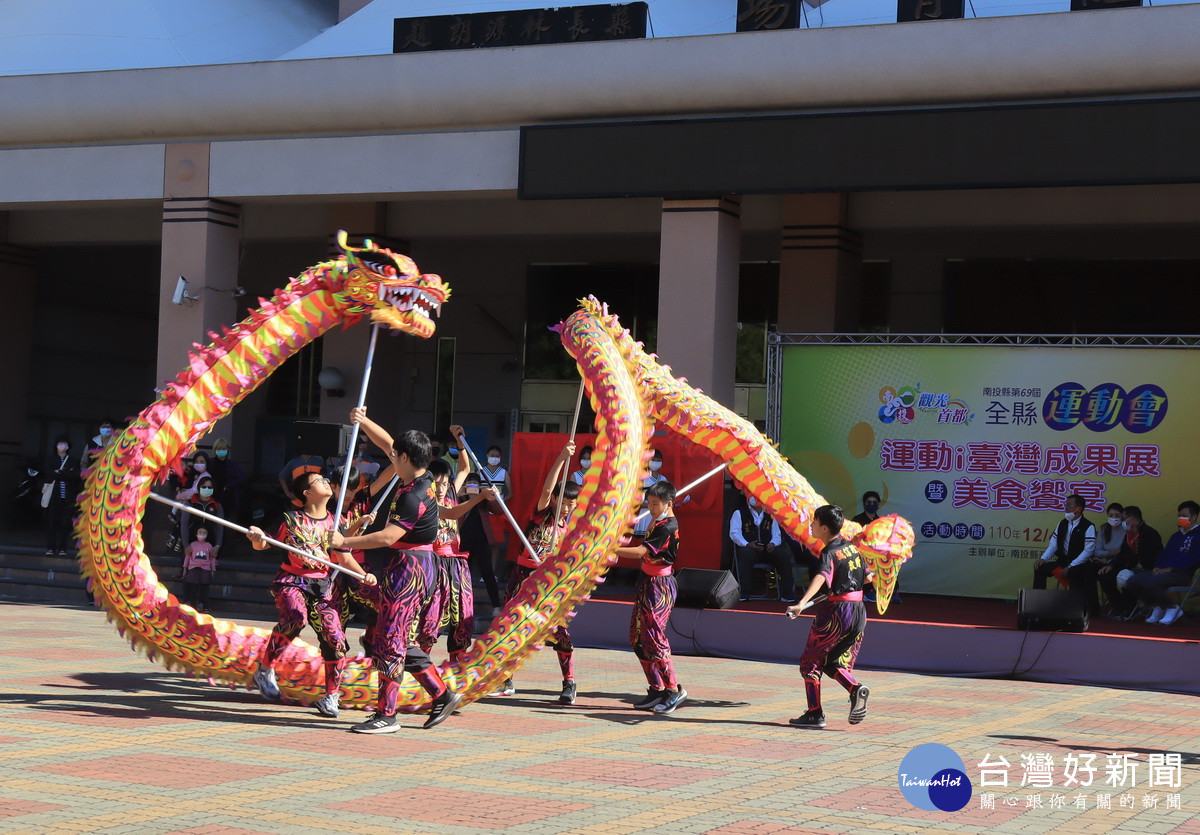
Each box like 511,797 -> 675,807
730,493 -> 797,603
1126,500 -> 1200,625
1069,502 -> 1124,616
852,490 -> 901,603
1098,505 -> 1162,620
1032,494 -> 1095,591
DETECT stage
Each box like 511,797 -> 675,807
573,592 -> 1200,697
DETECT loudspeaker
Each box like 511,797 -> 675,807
675,568 -> 740,610
1017,588 -> 1089,632
293,422 -> 345,458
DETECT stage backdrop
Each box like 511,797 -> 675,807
777,344 -> 1191,600
506,431 -> 725,570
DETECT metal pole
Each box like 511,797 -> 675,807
332,324 -> 381,529
630,461 -> 726,527
456,435 -> 541,563
148,493 -> 366,581
787,594 -> 827,618
553,378 -> 586,528
369,475 -> 400,518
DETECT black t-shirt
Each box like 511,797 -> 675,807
386,471 -> 438,548
819,536 -> 866,596
640,515 -> 680,575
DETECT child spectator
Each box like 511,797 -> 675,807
182,526 -> 217,612
569,445 -> 593,485
615,479 -> 687,715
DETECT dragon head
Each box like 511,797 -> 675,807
332,230 -> 450,338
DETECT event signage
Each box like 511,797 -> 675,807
736,0 -> 802,31
897,0 -> 965,20
778,344 -> 1189,599
393,3 -> 648,53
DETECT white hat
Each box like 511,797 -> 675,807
1116,569 -> 1135,590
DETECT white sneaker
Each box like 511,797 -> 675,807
253,666 -> 281,700
314,693 -> 340,717
1159,606 -> 1184,626
1145,606 -> 1166,624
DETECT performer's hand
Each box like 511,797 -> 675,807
561,440 -> 576,459
786,603 -> 804,619
362,512 -> 376,526
247,526 -> 266,546
362,572 -> 378,587
479,487 -> 498,501
330,530 -> 346,549
349,406 -> 366,425
449,424 -> 465,440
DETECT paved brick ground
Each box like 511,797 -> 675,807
0,601 -> 1197,834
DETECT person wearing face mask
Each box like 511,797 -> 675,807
179,476 -> 224,575
786,504 -> 871,730
43,436 -> 81,556
851,491 -> 901,604
1098,505 -> 1162,620
81,420 -> 115,469
1124,501 -> 1200,625
208,440 -> 247,527
632,449 -> 669,539
1072,502 -> 1126,617
182,526 -> 217,612
570,445 -> 593,486
1032,494 -> 1096,592
729,492 -> 798,603
479,444 -> 509,500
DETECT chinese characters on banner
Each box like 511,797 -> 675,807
394,3 -> 648,53
976,751 -> 1182,813
778,345 -> 1188,599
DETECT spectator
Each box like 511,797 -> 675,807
209,439 -> 247,526
1071,502 -> 1125,616
570,445 -> 593,486
1099,505 -> 1162,619
479,443 -> 509,501
1126,500 -> 1200,625
1032,494 -> 1095,591
181,526 -> 217,612
729,492 -> 797,603
851,491 -> 881,526
165,451 -> 210,555
81,419 -> 115,469
43,435 -> 81,556
180,475 -> 224,560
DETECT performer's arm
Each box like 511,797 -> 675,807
535,442 -> 576,512
450,426 -> 471,493
333,522 -> 405,551
247,525 -> 271,551
349,406 -> 394,455
787,573 -> 827,618
441,487 -> 497,520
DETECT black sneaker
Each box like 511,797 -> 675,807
558,679 -> 577,705
422,690 -> 463,729
653,687 -> 688,715
790,709 -> 826,729
848,685 -> 870,725
633,688 -> 666,710
351,712 -> 399,734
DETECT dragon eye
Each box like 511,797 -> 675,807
361,259 -> 398,277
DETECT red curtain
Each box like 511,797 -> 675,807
502,430 -> 724,570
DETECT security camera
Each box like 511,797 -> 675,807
171,276 -> 197,306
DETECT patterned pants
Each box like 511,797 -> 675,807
630,573 -> 678,689
506,563 -> 574,678
417,556 -> 475,656
262,577 -> 349,664
356,549 -> 437,681
798,600 -> 865,710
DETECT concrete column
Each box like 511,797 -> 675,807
318,204 -> 401,425
889,253 -> 946,332
657,196 -> 741,407
157,143 -> 240,386
0,214 -> 37,458
777,194 -> 862,333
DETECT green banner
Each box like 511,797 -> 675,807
779,344 -> 1185,600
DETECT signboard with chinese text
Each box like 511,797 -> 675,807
777,344 -> 1189,599
897,0 -> 965,21
736,0 -> 801,31
394,3 -> 647,53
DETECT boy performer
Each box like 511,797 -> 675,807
787,504 -> 870,729
331,408 -> 462,733
496,441 -> 582,705
247,471 -> 373,718
615,479 -> 686,715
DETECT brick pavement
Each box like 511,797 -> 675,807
0,601 -> 1196,834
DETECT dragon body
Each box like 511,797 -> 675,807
80,255 -> 911,712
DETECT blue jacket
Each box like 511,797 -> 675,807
1154,525 -> 1200,573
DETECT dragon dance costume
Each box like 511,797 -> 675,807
799,535 -> 868,715
504,505 -> 575,681
630,514 -> 681,693
417,487 -> 474,661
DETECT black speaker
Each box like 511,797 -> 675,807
293,422 -> 344,458
1017,588 -> 1089,632
675,568 -> 740,610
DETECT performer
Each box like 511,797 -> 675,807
326,463 -> 379,645
787,504 -> 870,729
495,441 -> 581,705
247,471 -> 372,719
614,479 -> 686,715
417,448 -> 496,662
331,408 -> 462,733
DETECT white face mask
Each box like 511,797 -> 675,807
648,461 -> 662,472
655,510 -> 669,522
487,456 -> 501,467
56,444 -> 69,455
1120,520 -> 1130,530
1108,516 -> 1123,526
193,461 -> 207,473
748,500 -> 759,511
1064,511 -> 1077,521
579,458 -> 591,468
